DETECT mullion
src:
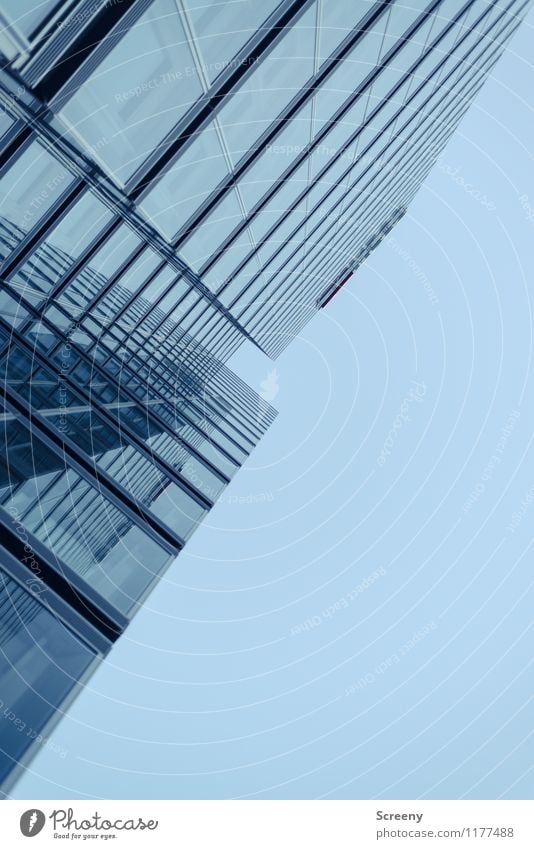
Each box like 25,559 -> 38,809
195,0 -> 447,277
256,12 -> 519,333
0,286 -> 238,482
228,0 -> 515,328
251,65 -> 492,343
210,0 -> 502,307
155,0 -> 394,248
0,384 -> 183,551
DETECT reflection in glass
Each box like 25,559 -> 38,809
58,0 -> 203,184
183,0 -> 281,83
0,143 -> 73,248
0,569 -> 95,785
0,409 -> 172,615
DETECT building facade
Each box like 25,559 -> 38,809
0,0 -> 530,793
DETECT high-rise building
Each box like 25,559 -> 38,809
0,0 -> 530,794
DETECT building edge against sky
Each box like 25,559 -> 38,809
0,0 -> 532,795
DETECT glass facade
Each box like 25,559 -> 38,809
0,0 -> 530,792
0,568 -> 97,790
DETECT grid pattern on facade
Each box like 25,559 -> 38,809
0,0 -> 530,796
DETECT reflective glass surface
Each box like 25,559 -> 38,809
0,410 -> 173,615
0,0 -> 525,793
182,0 -> 282,83
0,569 -> 95,784
0,0 -> 62,39
58,0 -> 204,184
0,143 -> 74,243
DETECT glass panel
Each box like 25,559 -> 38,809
60,225 -> 141,314
411,4 -> 471,84
366,2 -> 442,111
318,0 -> 374,64
217,2 -> 317,164
10,191 -> 114,300
0,110 -> 14,139
179,188 -> 244,270
313,20 -> 387,134
238,101 -> 313,213
0,288 -> 30,329
58,0 -> 204,184
0,143 -> 74,240
90,249 -> 161,323
248,160 -> 310,243
379,0 -> 431,58
216,254 -> 260,306
0,570 -> 95,786
0,0 -> 62,39
0,420 -> 172,615
140,119 -> 228,239
118,265 -> 178,327
310,95 -> 369,179
202,229 -> 257,293
1,342 -> 207,539
259,75 -> 468,315
183,0 -> 282,83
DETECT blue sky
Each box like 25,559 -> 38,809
13,7 -> 534,800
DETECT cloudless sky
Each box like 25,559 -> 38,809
13,7 -> 534,800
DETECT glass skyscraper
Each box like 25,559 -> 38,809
0,0 -> 530,794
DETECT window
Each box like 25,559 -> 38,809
0,570 -> 95,785
60,225 -> 141,315
10,191 -> 114,300
0,0 -> 63,40
140,120 -> 229,239
0,143 -> 74,238
0,421 -> 172,614
58,0 -> 204,184
318,0 -> 374,64
179,188 -> 244,270
182,0 -> 282,83
216,2 -> 317,165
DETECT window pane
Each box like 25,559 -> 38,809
90,249 -> 161,323
0,0 -> 62,39
140,120 -> 228,239
60,225 -> 141,314
179,188 -> 244,270
183,0 -> 282,83
313,20 -> 387,134
238,102 -> 313,213
318,0 -> 374,64
0,143 -> 74,240
58,0 -> 204,184
0,110 -> 14,139
216,2 -> 317,164
10,191 -> 114,300
0,421 -> 172,615
0,570 -> 95,785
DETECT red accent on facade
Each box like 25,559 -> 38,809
318,272 -> 354,309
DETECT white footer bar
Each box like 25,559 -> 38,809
1,800 -> 533,847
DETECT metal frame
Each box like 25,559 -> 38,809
250,1 -> 525,345
0,68 -> 264,354
210,0 -> 520,342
